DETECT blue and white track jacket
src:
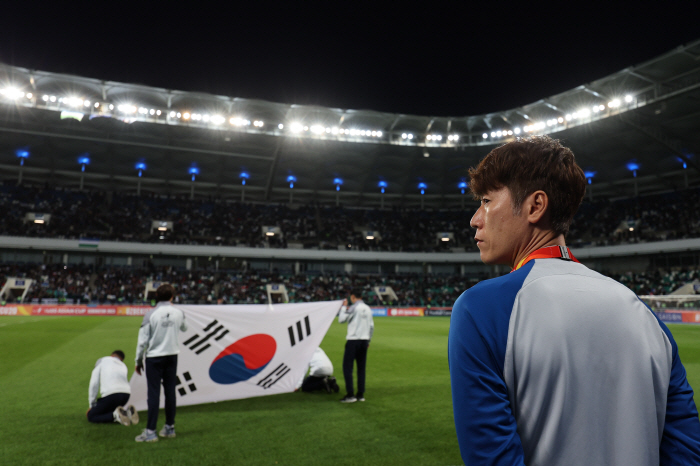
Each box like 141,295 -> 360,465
449,259 -> 700,465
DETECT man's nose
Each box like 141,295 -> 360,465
470,207 -> 482,229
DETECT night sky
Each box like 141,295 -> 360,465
1,4 -> 697,117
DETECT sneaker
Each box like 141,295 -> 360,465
135,429 -> 158,442
357,396 -> 365,402
340,395 -> 357,403
159,424 -> 176,438
113,406 -> 130,426
125,405 -> 139,425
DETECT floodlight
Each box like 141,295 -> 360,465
266,231 -> 275,236
26,93 -> 33,99
83,100 -> 90,107
290,123 -> 303,133
156,110 -> 161,116
514,127 -> 521,134
149,109 -> 156,115
624,94 -> 633,103
278,123 -> 284,129
1,87 -> 24,99
169,111 -> 176,118
482,133 -> 488,139
183,112 -> 191,120
34,219 -> 45,224
42,95 -> 49,101
366,235 -> 374,240
50,96 -> 57,102
202,114 -> 210,122
441,237 -> 450,242
377,131 -> 383,137
211,115 -> 225,124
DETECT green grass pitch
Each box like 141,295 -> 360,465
1,317 -> 699,466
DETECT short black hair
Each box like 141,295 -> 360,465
350,288 -> 363,299
156,284 -> 175,302
112,350 -> 125,361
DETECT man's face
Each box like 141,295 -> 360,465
470,187 -> 529,266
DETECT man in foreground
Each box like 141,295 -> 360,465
338,288 -> 374,403
134,284 -> 187,442
87,350 -> 138,426
449,136 -> 700,465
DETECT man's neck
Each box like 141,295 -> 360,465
511,231 -> 566,270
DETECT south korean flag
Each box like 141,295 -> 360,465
127,301 -> 342,410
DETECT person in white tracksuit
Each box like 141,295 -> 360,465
134,284 -> 187,442
338,288 -> 374,403
87,350 -> 138,425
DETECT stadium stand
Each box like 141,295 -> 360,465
3,182 -> 700,252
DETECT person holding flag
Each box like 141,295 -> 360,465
448,136 -> 700,465
134,284 -> 187,443
338,288 -> 374,403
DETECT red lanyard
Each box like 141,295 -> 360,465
512,245 -> 580,272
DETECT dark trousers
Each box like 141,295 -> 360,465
301,375 -> 326,392
343,339 -> 369,397
87,392 -> 130,423
146,355 -> 178,431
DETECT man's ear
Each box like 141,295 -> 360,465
524,190 -> 549,225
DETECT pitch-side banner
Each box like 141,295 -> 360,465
127,301 -> 342,410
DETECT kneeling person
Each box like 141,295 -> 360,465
87,350 -> 138,425
298,347 -> 339,393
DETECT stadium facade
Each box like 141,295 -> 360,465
1,40 -> 700,283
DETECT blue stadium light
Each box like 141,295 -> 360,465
135,162 -> 146,177
418,182 -> 427,195
189,165 -> 199,181
240,171 -> 250,185
287,175 -> 296,189
78,155 -> 90,171
584,171 -> 596,185
378,180 -> 387,194
16,149 -> 29,165
334,178 -> 343,191
458,180 -> 468,194
626,162 -> 639,177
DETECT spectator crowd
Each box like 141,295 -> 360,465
0,263 -> 693,306
4,183 -> 700,252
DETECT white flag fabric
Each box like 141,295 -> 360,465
127,301 -> 342,410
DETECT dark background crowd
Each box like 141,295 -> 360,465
0,263 -> 694,306
3,183 -> 700,252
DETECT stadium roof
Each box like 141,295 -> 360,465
1,39 -> 699,207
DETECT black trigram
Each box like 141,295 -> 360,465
183,319 -> 230,355
176,372 -> 197,396
257,363 -> 291,389
288,316 -> 311,347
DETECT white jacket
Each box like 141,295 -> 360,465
88,356 -> 130,407
338,300 -> 374,340
135,302 -> 187,364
